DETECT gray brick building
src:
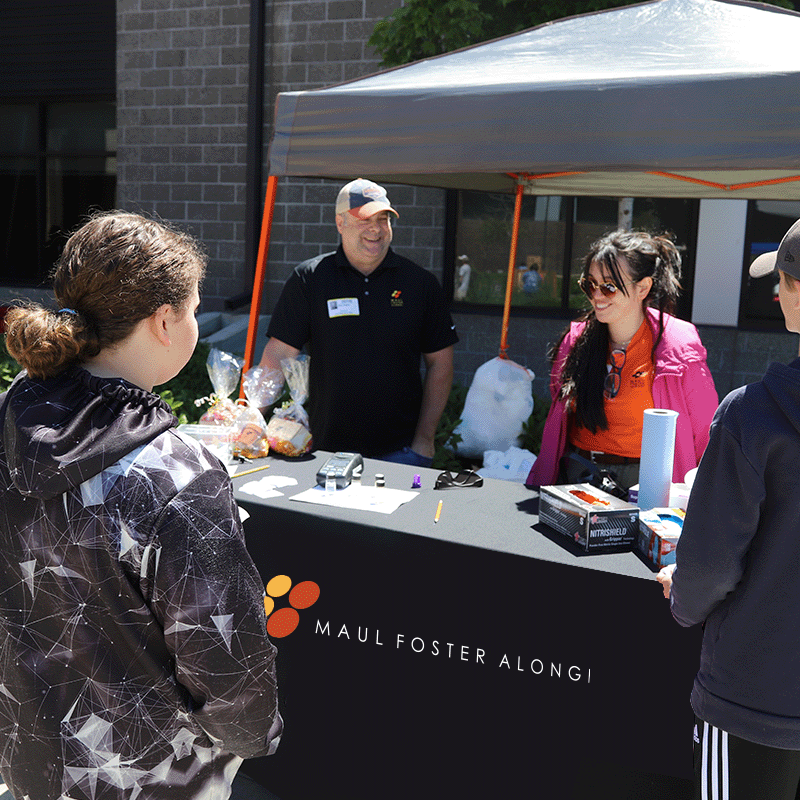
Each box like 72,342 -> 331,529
25,1 -> 799,401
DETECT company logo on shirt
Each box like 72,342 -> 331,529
630,368 -> 650,389
264,574 -> 321,638
391,290 -> 403,307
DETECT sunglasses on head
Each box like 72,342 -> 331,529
578,275 -> 624,298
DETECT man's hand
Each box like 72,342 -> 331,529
259,337 -> 301,372
410,434 -> 435,460
256,337 -> 300,412
656,563 -> 677,599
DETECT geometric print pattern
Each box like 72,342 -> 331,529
0,372 -> 280,799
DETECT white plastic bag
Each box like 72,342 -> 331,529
454,357 -> 534,458
478,446 -> 536,483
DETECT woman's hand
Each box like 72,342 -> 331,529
656,564 -> 676,599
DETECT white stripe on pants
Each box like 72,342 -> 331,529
701,720 -> 729,800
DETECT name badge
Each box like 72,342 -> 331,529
327,298 -> 360,318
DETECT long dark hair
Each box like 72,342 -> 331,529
556,229 -> 682,433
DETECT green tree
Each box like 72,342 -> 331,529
370,0 -> 795,68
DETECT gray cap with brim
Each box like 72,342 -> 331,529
750,217 -> 800,280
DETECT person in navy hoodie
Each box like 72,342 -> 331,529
658,217 -> 800,799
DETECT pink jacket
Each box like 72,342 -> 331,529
526,309 -> 719,487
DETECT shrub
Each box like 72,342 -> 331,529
431,381 -> 468,470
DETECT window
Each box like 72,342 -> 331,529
446,191 -> 699,320
739,200 -> 800,330
0,101 -> 116,287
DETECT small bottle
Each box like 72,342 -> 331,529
351,468 -> 362,487
325,470 -> 336,494
375,473 -> 385,488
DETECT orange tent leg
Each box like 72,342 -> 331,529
499,182 -> 524,359
242,175 -> 279,379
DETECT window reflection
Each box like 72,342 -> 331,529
741,200 -> 800,329
47,102 -> 115,152
0,155 -> 37,284
451,191 -> 698,319
0,102 -> 116,287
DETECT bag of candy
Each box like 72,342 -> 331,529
231,400 -> 270,459
197,348 -> 244,427
265,355 -> 313,457
230,365 -> 285,460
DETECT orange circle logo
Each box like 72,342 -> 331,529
264,575 -> 320,638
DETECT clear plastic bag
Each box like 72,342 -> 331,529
197,348 -> 244,427
241,364 -> 285,411
265,355 -> 313,457
229,363 -> 287,459
478,445 -> 536,483
232,400 -> 270,460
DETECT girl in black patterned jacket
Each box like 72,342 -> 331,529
0,212 -> 281,799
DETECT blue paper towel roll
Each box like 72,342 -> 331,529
638,408 -> 678,511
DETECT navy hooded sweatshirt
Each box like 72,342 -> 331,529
672,357 -> 800,749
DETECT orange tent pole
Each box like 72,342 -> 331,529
647,170 -> 800,192
242,175 -> 278,376
499,182 -> 524,359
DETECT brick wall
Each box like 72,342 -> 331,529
117,0 -> 252,311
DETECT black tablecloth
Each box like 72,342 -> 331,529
231,452 -> 699,800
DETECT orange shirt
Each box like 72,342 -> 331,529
569,320 -> 654,458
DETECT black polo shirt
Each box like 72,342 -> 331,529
267,246 -> 458,457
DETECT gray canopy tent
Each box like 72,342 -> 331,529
243,0 -> 800,368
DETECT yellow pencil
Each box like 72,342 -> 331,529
232,463 -> 271,479
434,499 -> 443,523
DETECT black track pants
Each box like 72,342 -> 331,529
694,716 -> 800,800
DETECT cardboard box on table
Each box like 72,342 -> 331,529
637,508 -> 685,569
539,483 -> 639,552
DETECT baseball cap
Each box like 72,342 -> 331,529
335,179 -> 399,220
749,218 -> 800,280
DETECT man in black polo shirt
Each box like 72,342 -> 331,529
258,179 -> 458,466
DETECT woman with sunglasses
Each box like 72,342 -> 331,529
526,229 -> 718,491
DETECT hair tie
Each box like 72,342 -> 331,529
57,308 -> 77,315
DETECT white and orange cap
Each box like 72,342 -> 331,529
335,178 -> 399,220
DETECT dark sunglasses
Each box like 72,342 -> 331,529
578,275 -> 623,298
604,348 -> 626,399
434,470 -> 484,490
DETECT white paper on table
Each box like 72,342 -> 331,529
289,483 -> 418,514
238,476 -> 298,499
